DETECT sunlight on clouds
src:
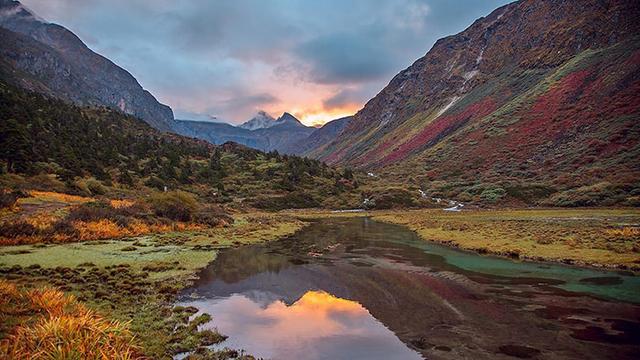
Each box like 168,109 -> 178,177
295,106 -> 360,127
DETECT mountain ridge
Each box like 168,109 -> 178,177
174,112 -> 315,153
307,0 -> 640,205
0,0 -> 175,131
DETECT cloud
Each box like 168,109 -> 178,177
296,32 -> 395,84
211,93 -> 279,115
20,0 -> 511,124
323,88 -> 372,109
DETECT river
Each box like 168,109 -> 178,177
177,217 -> 640,359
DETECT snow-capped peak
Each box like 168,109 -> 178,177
238,111 -> 277,130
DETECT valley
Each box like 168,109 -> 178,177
0,0 -> 639,359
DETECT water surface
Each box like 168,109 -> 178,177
179,217 -> 640,359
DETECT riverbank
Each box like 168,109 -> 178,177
0,211 -> 305,359
2,206 -> 639,357
287,208 -> 640,272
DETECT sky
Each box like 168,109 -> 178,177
22,0 -> 511,126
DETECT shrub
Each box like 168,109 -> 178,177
66,201 -> 119,222
85,178 -> 107,195
193,206 -> 233,226
0,221 -> 39,237
369,188 -> 417,209
544,182 -> 623,207
480,187 -> 506,203
0,189 -> 28,209
148,190 -> 199,221
144,176 -> 166,191
26,174 -> 66,193
252,192 -> 320,211
505,183 -> 557,204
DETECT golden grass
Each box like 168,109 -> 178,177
0,219 -> 204,246
370,208 -> 640,270
110,199 -> 136,209
24,212 -> 59,230
28,191 -> 92,204
605,227 -> 640,238
0,279 -> 143,359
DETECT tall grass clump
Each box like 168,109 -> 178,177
0,279 -> 143,359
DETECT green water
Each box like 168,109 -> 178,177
389,227 -> 640,304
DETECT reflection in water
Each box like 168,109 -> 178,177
180,217 -> 640,360
186,290 -> 422,360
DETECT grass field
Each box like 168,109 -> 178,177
288,208 -> 640,271
373,208 -> 640,271
0,211 -> 303,359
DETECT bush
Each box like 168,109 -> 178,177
368,188 -> 417,209
144,176 -> 166,191
0,189 -> 29,209
0,221 -> 39,237
193,206 -> 233,226
252,192 -> 320,211
66,201 -> 119,222
544,182 -> 624,207
480,187 -> 506,203
65,201 -> 144,224
505,183 -> 557,204
85,178 -> 107,195
148,191 -> 199,221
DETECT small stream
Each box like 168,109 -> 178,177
178,217 -> 640,360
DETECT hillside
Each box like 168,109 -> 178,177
311,0 -> 640,206
286,116 -> 352,156
0,81 -> 360,210
0,0 -> 174,131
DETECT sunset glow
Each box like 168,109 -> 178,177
295,106 -> 360,127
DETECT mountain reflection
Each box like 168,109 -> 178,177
184,290 -> 422,360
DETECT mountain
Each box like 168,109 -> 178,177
312,0 -> 640,205
0,79 -> 356,209
239,111 -> 309,130
173,120 -> 270,150
238,111 -> 277,130
0,0 -> 174,131
175,112 -> 315,153
286,116 -> 352,156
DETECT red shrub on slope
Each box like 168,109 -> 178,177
378,98 -> 497,166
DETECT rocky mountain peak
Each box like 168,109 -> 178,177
238,111 -> 277,130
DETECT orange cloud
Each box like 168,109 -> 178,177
294,104 -> 359,127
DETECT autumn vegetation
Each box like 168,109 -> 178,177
0,279 -> 142,359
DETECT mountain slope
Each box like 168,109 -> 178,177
173,119 -> 270,150
313,0 -> 640,205
0,80 -> 360,209
0,0 -> 174,131
286,116 -> 352,156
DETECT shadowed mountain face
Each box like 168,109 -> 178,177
311,0 -> 640,192
174,112 -> 315,153
0,0 -> 175,131
284,116 -> 352,156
